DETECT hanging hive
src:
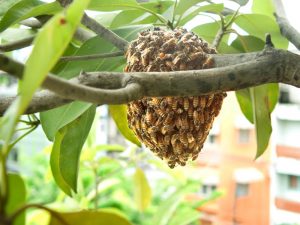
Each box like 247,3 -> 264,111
125,28 -> 226,168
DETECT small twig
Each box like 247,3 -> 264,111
7,204 -> 69,225
73,27 -> 95,43
274,13 -> 300,50
8,124 -> 39,153
81,13 -> 129,51
0,36 -> 35,52
211,27 -> 225,49
265,33 -> 274,49
60,51 -> 124,62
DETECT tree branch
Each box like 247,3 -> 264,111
1,48 -> 300,115
60,51 -> 124,62
81,13 -> 129,51
0,36 -> 35,52
273,0 -> 300,50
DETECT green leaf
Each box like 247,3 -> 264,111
154,190 -> 184,225
49,209 -> 133,225
234,14 -> 288,49
0,0 -> 90,150
109,105 -> 141,147
250,84 -> 279,158
252,0 -> 274,18
0,0 -> 62,32
50,128 -> 72,196
88,0 -> 139,11
231,35 -> 265,52
134,168 -> 152,212
51,105 -> 95,194
40,101 -> 92,141
174,0 -> 204,16
5,173 -> 26,225
179,3 -> 224,26
0,0 -> 21,16
236,89 -> 254,123
168,208 -> 201,225
192,18 -> 231,44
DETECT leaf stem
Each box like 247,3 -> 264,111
7,124 -> 39,154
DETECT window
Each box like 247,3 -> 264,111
201,184 -> 217,196
208,134 -> 217,144
238,129 -> 250,144
236,183 -> 249,197
288,175 -> 299,189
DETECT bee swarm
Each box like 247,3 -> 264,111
125,28 -> 226,168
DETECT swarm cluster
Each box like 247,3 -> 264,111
125,28 -> 226,168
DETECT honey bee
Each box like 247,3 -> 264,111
147,126 -> 158,134
193,97 -> 199,108
176,108 -> 184,114
165,60 -> 174,68
200,111 -> 205,124
164,135 -> 171,145
130,102 -> 143,115
200,97 -> 207,108
173,53 -> 186,66
206,94 -> 214,107
156,108 -> 167,118
204,111 -> 210,122
193,111 -> 201,125
192,154 -> 198,161
174,143 -> 184,154
175,116 -> 182,129
129,52 -> 140,65
157,136 -> 167,150
190,52 -> 205,61
171,134 -> 179,146
179,134 -> 188,147
161,125 -> 174,134
165,97 -> 173,106
187,133 -> 195,143
202,56 -> 214,69
171,100 -> 178,110
183,98 -> 189,111
141,121 -> 147,132
136,41 -> 147,51
162,38 -> 176,52
188,107 -> 194,118
181,32 -> 193,41
181,115 -> 189,130
168,161 -> 176,169
148,97 -> 161,107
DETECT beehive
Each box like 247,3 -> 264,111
125,28 -> 226,168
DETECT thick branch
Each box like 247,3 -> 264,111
274,13 -> 300,50
1,48 -> 300,115
273,0 -> 300,50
